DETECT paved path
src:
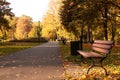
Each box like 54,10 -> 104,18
0,42 -> 64,80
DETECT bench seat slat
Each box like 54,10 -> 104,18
77,50 -> 104,58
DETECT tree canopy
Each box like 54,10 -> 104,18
0,0 -> 14,27
0,0 -> 14,39
60,0 -> 120,42
15,15 -> 32,39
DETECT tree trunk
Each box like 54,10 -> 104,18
111,25 -> 115,44
103,5 -> 108,40
11,29 -> 16,40
80,22 -> 84,50
87,25 -> 91,43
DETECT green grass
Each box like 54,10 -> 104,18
0,42 -> 45,56
60,42 -> 120,80
60,42 -> 71,60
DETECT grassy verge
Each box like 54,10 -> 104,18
60,42 -> 120,80
0,42 -> 45,56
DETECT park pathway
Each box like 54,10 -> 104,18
0,42 -> 64,80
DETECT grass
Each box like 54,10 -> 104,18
59,42 -> 120,80
0,42 -> 45,56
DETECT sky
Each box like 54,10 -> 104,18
7,0 -> 50,21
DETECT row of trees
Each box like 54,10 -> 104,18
41,0 -> 70,41
60,0 -> 120,44
41,0 -> 78,41
0,0 -> 42,40
1,0 -> 120,44
0,0 -> 75,42
0,0 -> 63,41
3,15 -> 42,40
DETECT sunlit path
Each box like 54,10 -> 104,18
0,42 -> 63,80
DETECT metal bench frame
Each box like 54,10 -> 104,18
77,40 -> 113,75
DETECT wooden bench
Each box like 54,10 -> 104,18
77,40 -> 113,75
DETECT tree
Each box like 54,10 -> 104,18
28,21 -> 41,39
5,16 -> 18,40
15,15 -> 32,39
0,0 -> 14,40
60,0 -> 86,40
60,0 -> 120,42
42,0 -> 63,40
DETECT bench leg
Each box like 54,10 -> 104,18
100,58 -> 108,75
87,58 -> 94,74
87,57 -> 108,75
101,65 -> 108,75
78,56 -> 86,66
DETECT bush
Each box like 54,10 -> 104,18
9,37 -> 48,42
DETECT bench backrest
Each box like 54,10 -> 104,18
92,40 -> 113,55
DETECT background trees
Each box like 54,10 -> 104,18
28,21 -> 41,39
60,0 -> 120,44
5,16 -> 18,40
0,0 -> 14,40
0,0 -> 120,44
0,1 -> 43,41
42,0 -> 65,41
15,15 -> 32,39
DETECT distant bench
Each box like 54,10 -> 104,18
77,40 -> 113,75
